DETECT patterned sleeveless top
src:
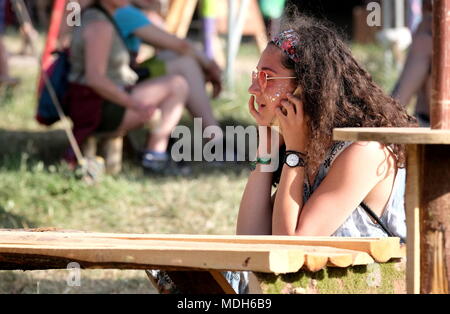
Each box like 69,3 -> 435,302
225,142 -> 407,293
305,141 -> 406,242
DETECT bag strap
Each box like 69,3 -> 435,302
91,4 -> 130,57
360,202 -> 395,237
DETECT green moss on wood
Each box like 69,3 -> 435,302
256,259 -> 405,294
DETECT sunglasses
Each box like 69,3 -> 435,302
251,70 -> 296,89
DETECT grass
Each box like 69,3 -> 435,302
0,29 -> 402,293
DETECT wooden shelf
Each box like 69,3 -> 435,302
333,127 -> 450,144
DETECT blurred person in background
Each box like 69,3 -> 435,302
0,0 -> 19,87
391,0 -> 432,126
35,0 -> 53,30
65,0 -> 189,174
115,0 -> 227,151
0,36 -> 20,87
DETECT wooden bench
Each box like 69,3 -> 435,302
0,230 -> 405,294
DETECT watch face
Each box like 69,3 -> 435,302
286,153 -> 300,167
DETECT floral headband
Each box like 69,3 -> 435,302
271,29 -> 301,63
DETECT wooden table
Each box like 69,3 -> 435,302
334,127 -> 450,294
0,230 -> 404,294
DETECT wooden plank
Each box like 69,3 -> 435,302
300,246 -> 374,271
0,231 -> 400,263
99,235 -> 398,263
0,232 -> 376,274
333,127 -> 450,144
165,0 -> 184,34
0,234 -> 375,270
406,144 -> 422,294
208,270 -> 237,294
303,253 -> 328,272
0,238 -> 306,273
174,0 -> 198,38
165,0 -> 198,38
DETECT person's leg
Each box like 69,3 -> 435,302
163,54 -> 220,131
116,74 -> 188,153
0,36 -> 8,77
0,36 -> 19,86
36,0 -> 50,30
163,54 -> 235,160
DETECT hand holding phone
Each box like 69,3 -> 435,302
270,86 -> 303,130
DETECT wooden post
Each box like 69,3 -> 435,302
415,0 -> 450,294
333,128 -> 450,294
405,144 -> 422,294
431,0 -> 450,129
81,136 -> 97,159
99,136 -> 123,175
420,145 -> 450,293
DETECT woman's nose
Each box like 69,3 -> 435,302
248,79 -> 261,95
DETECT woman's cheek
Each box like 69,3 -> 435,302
266,85 -> 291,106
268,92 -> 282,105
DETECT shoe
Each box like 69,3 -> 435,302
142,151 -> 169,175
142,151 -> 191,176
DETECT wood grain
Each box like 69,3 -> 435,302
333,127 -> 450,144
0,241 -> 306,274
0,231 -> 401,262
405,144 -> 422,294
0,231 -> 396,269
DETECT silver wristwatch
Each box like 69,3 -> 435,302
284,151 -> 306,167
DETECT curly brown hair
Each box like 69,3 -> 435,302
274,9 -> 417,177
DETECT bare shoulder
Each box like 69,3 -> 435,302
332,141 -> 396,179
83,19 -> 113,35
340,141 -> 390,158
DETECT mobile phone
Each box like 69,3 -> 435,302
293,86 -> 302,97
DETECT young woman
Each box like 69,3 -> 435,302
66,0 -> 188,174
237,12 -> 416,241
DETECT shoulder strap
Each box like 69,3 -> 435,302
91,4 -> 129,56
360,202 -> 395,237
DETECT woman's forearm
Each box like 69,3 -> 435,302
272,165 -> 305,235
86,75 -> 133,108
185,42 -> 211,69
236,168 -> 274,235
237,130 -> 280,235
